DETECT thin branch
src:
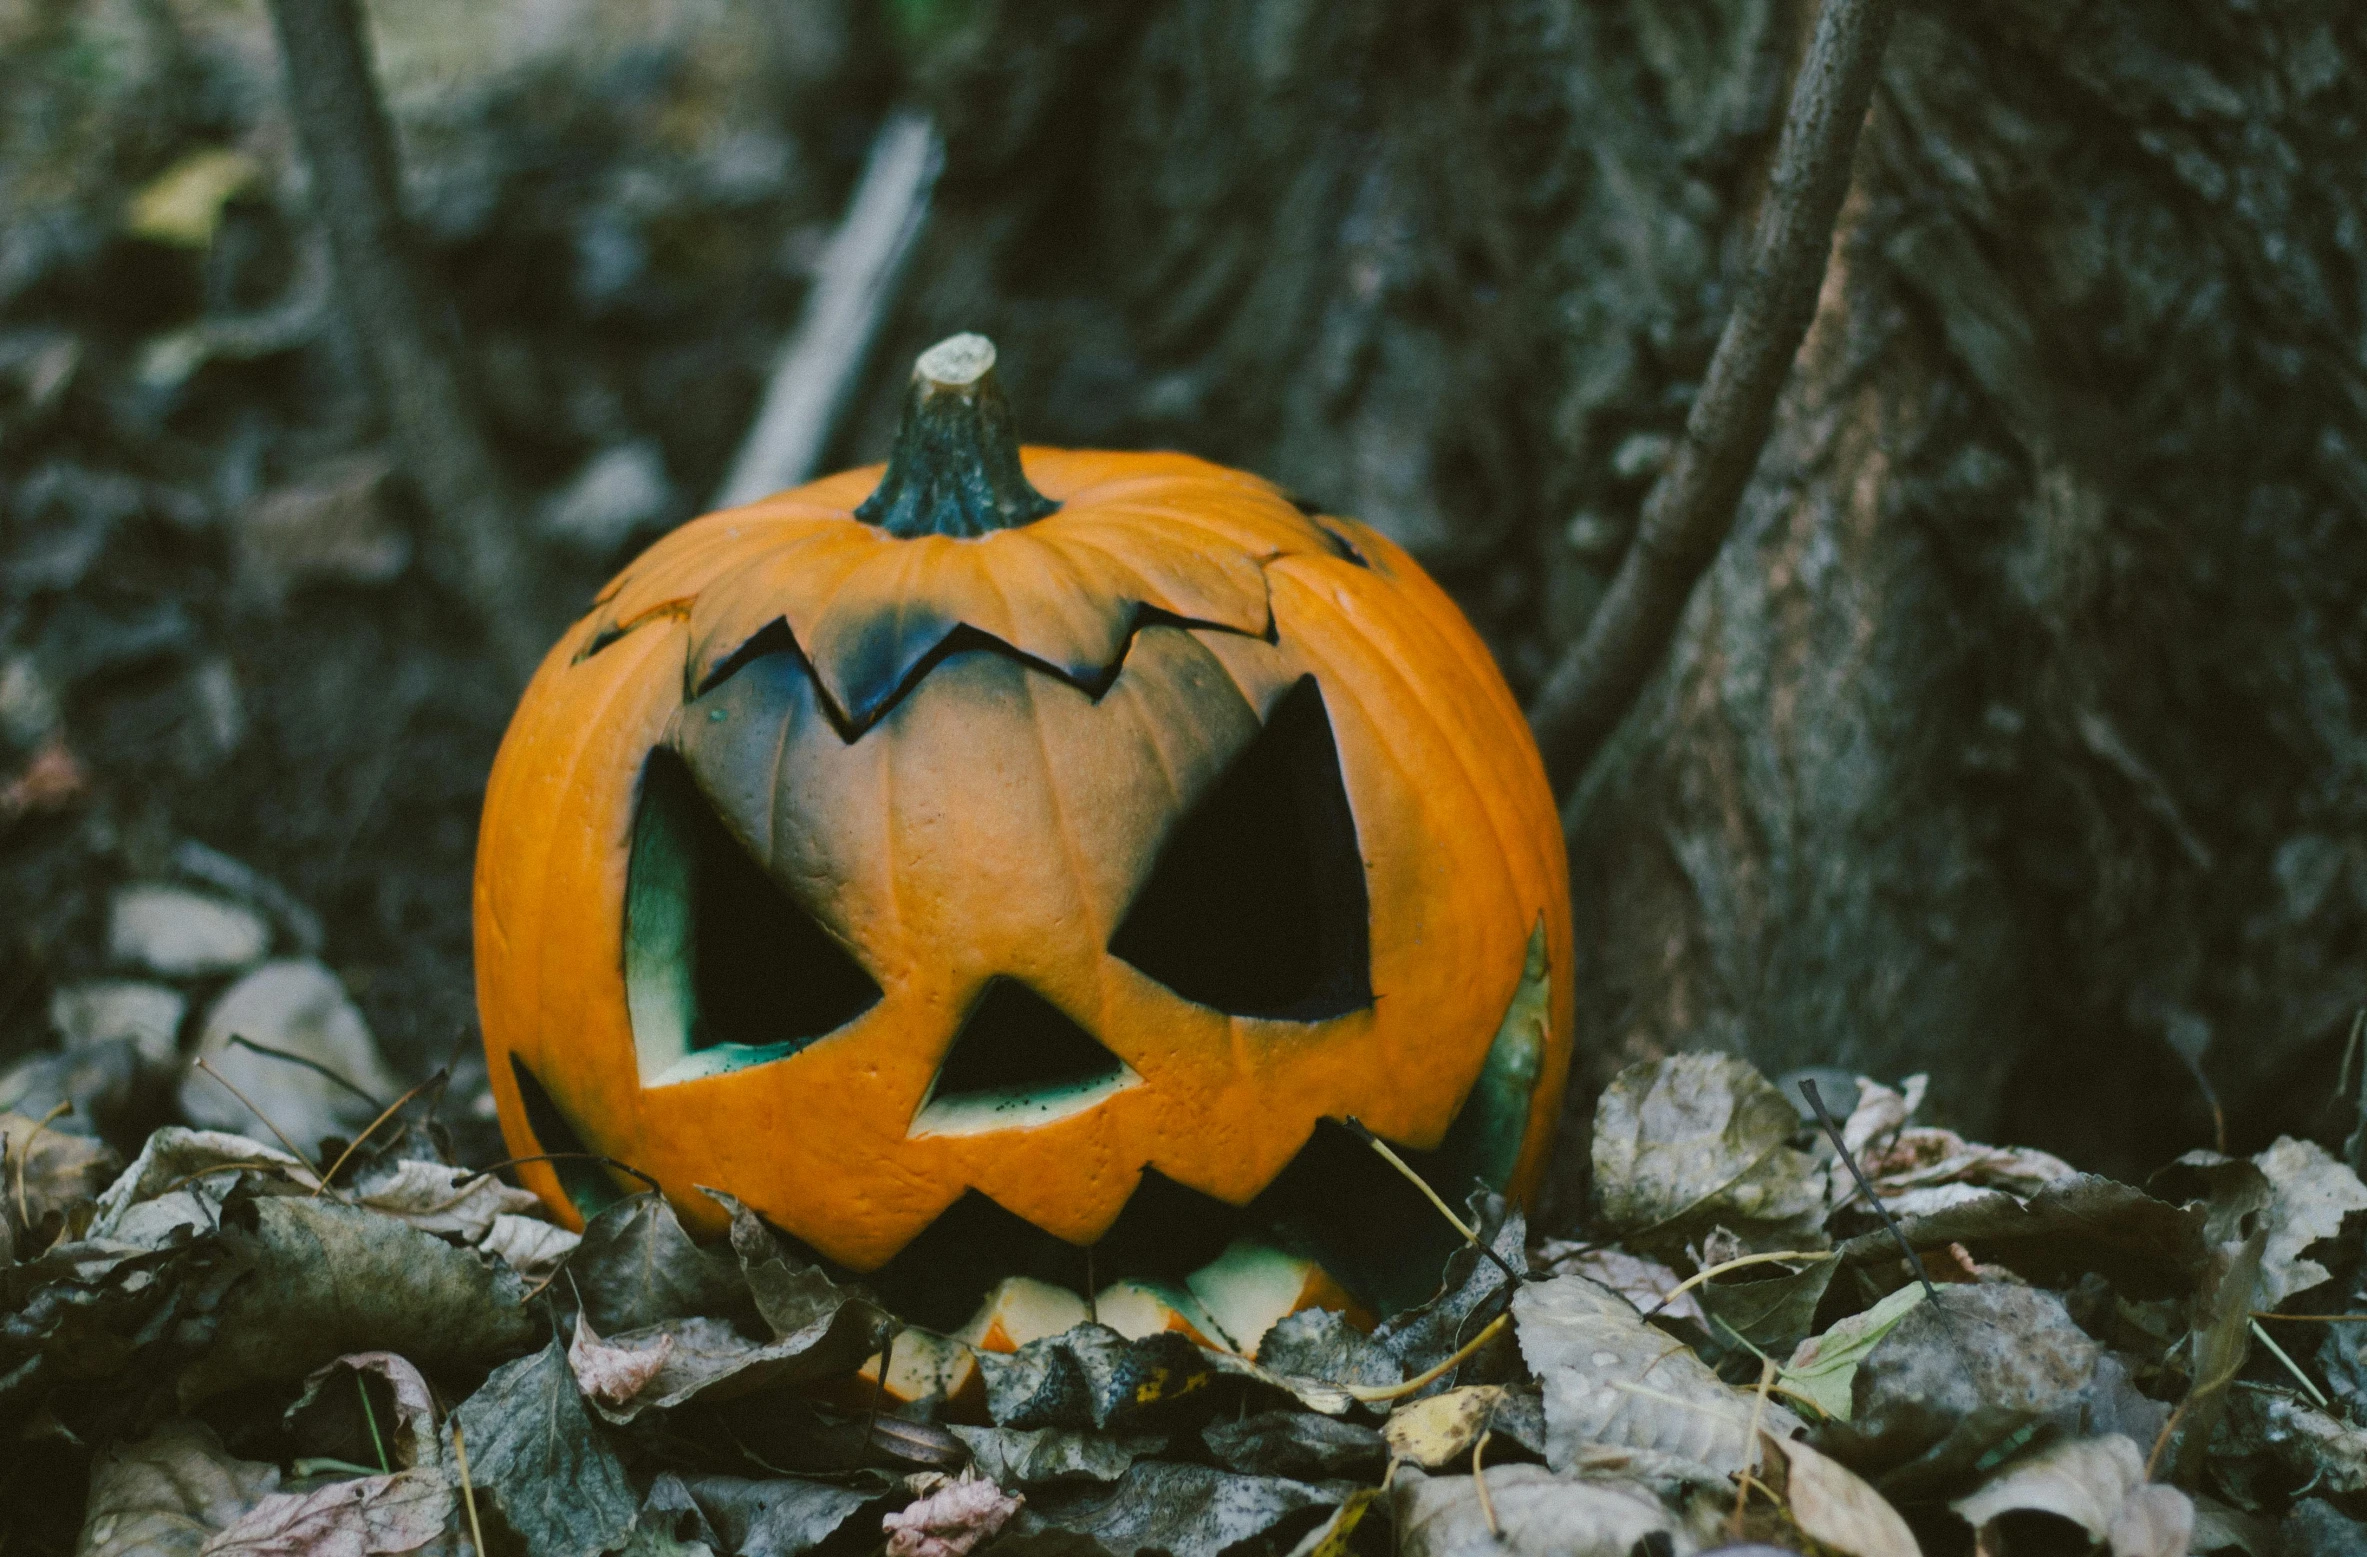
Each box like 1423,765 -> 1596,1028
228,1033 -> 384,1112
713,111 -> 944,509
1799,1078 -> 1939,1303
264,0 -> 543,682
1525,0 -> 1900,794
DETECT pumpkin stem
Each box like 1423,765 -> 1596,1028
854,334 -> 1059,538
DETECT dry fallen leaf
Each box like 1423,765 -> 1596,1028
1392,1464 -> 1679,1557
197,1467 -> 453,1556
1592,1054 -> 1827,1255
2250,1136 -> 2367,1308
451,1339 -> 640,1557
1951,1434 -> 2148,1545
283,1353 -> 440,1471
569,1311 -> 677,1410
1384,1385 -> 1514,1470
1513,1273 -> 1801,1479
881,1475 -> 1023,1557
1769,1434 -> 1921,1557
2110,1484 -> 2197,1557
1537,1244 -> 1703,1325
77,1421 -> 280,1557
348,1158 -> 541,1244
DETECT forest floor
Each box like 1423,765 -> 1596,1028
11,3 -> 2367,1553
13,1045 -> 2367,1557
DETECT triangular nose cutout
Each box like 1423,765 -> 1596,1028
910,979 -> 1136,1138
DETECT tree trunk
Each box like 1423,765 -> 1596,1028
861,0 -> 2367,1198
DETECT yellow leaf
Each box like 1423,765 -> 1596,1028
1384,1385 -> 1511,1470
126,149 -> 260,249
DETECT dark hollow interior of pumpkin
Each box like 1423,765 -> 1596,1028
630,747 -> 883,1067
855,1117 -> 1483,1328
508,1054 -> 627,1219
1108,674 -> 1372,1021
927,978 -> 1129,1105
505,1044 -> 1518,1325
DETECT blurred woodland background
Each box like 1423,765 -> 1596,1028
1,0 -> 2363,1208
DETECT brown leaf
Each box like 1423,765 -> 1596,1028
1391,1464 -> 1679,1557
179,1196 -> 538,1404
1835,1174 -> 2203,1294
1,1108 -> 118,1234
1513,1273 -> 1801,1480
579,1306 -> 889,1425
1951,1434 -> 2146,1542
2250,1137 -> 2367,1308
196,1469 -> 453,1556
2110,1484 -> 2196,1557
77,1420 -> 281,1557
569,1310 -> 676,1409
1591,1054 -> 1827,1255
1384,1386 -> 1514,1471
348,1159 -> 542,1244
1770,1435 -> 1921,1557
283,1353 -> 440,1471
882,1476 -> 1023,1557
1535,1244 -> 1702,1325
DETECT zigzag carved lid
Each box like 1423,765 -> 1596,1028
577,451 -> 1349,734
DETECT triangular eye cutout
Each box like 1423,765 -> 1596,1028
910,978 -> 1134,1137
626,748 -> 882,1085
1110,675 -> 1371,1020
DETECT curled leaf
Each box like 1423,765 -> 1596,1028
1591,1055 -> 1826,1255
882,1475 -> 1023,1557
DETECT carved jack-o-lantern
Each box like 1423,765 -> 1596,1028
476,337 -> 1572,1341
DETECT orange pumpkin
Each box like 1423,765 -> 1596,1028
476,336 -> 1572,1331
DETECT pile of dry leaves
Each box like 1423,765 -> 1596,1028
10,1050 -> 2367,1557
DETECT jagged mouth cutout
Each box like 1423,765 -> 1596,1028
508,635 -> 1546,1317
513,924 -> 1549,1323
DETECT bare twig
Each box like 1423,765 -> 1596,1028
1343,1115 -> 1524,1291
13,1101 -> 71,1233
263,0 -> 543,681
1472,1428 -> 1501,1537
713,111 -> 945,508
1525,0 -> 1899,793
1647,1248 -> 1834,1318
312,1069 -> 449,1195
454,1418 -> 487,1557
194,1056 -> 323,1179
228,1034 -> 385,1112
1345,1312 -> 1512,1404
2249,1319 -> 2329,1408
1798,1079 -> 1939,1303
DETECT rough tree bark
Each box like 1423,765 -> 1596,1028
849,0 -> 2367,1196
